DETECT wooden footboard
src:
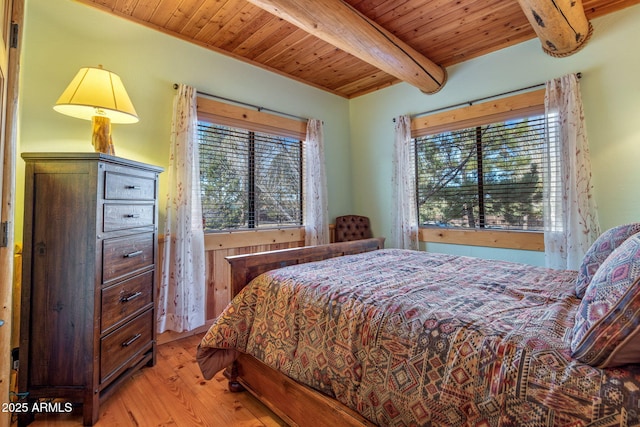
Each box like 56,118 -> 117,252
223,238 -> 385,426
227,353 -> 376,427
226,237 -> 385,296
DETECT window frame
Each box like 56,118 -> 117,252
411,89 -> 546,251
197,96 -> 307,233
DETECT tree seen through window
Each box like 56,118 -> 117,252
415,115 -> 546,231
198,122 -> 303,231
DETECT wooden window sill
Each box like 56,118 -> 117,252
419,227 -> 544,251
204,227 -> 305,251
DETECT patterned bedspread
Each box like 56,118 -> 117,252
197,249 -> 640,426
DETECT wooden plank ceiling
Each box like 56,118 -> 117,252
76,0 -> 639,98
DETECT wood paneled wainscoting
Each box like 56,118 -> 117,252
157,228 -> 305,343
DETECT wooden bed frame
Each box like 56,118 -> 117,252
223,238 -> 385,427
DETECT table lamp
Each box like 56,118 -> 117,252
53,65 -> 139,155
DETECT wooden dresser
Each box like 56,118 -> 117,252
19,153 -> 163,425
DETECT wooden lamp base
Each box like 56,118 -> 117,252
92,115 -> 115,155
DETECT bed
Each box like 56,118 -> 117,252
197,232 -> 640,427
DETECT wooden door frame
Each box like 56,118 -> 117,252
0,1 -> 23,426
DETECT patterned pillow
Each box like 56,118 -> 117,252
571,234 -> 640,367
575,223 -> 640,298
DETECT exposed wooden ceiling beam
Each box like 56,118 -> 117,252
246,0 -> 447,94
517,0 -> 593,57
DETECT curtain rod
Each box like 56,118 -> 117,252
401,72 -> 582,121
173,83 -> 308,122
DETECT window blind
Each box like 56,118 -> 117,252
198,122 -> 303,231
416,114 -> 558,231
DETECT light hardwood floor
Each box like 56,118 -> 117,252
17,334 -> 287,426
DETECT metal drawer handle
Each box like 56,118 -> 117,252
121,333 -> 142,347
124,250 -> 143,258
125,185 -> 141,190
126,214 -> 141,218
120,291 -> 143,303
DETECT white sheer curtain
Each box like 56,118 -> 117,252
392,115 -> 419,250
304,118 -> 329,246
543,73 -> 600,270
157,84 -> 206,333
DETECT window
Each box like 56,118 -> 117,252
413,89 -> 556,234
416,115 -> 549,230
196,97 -> 307,232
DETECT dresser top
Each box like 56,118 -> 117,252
21,152 -> 164,173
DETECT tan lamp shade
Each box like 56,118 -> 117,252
54,66 -> 139,155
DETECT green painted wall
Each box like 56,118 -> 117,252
16,0 -> 353,241
349,5 -> 640,265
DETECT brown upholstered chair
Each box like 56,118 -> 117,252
334,215 -> 373,242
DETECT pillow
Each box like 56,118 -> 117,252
571,234 -> 640,367
575,223 -> 640,298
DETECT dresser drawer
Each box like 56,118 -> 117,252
100,310 -> 153,383
103,203 -> 155,232
101,271 -> 154,333
105,172 -> 156,201
103,233 -> 154,283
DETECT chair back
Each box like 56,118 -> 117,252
334,215 -> 373,242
